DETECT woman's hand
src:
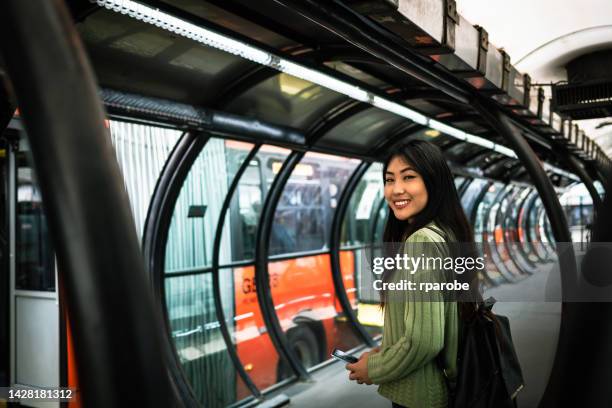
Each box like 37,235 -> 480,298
346,351 -> 373,385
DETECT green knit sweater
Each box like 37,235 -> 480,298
367,222 -> 459,408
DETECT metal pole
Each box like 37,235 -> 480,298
210,144 -> 263,399
329,162 -> 377,347
472,98 -> 577,408
0,0 -> 176,405
142,131 -> 207,408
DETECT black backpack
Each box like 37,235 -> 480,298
450,297 -> 524,408
420,226 -> 524,407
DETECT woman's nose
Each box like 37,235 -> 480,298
393,184 -> 405,195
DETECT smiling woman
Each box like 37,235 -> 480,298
383,155 -> 428,223
345,139 -> 482,408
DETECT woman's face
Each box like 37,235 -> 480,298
384,155 -> 428,222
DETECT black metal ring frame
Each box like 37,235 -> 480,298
498,186 -> 531,277
522,191 -> 546,263
457,176 -> 472,197
211,143 -> 263,399
468,180 -> 493,227
512,187 -> 539,271
564,153 -> 603,211
142,130 -> 207,408
369,197 -> 387,250
473,99 -> 578,408
329,161 -> 377,347
254,151 -> 311,380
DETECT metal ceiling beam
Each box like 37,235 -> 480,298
270,0 -> 471,103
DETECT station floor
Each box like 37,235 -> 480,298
263,357 -> 389,408
264,259 -> 563,407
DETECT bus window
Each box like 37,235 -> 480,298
15,167 -> 54,292
267,152 -> 362,372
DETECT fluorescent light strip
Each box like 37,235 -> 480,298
97,0 -> 545,162
429,119 -> 466,140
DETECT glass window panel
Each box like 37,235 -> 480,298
518,191 -> 540,264
164,272 -> 253,406
466,152 -> 504,168
445,143 -> 486,164
229,264 -> 289,389
268,253 -> 363,370
270,152 -> 359,256
493,186 -> 524,278
220,144 -> 291,264
484,158 -> 519,177
109,120 -> 182,239
165,139 -> 254,274
15,162 -> 54,292
323,61 -> 388,87
340,163 -> 385,337
372,199 -> 388,244
460,179 -> 489,224
341,163 -> 384,247
559,183 -> 594,242
160,0 -> 292,49
473,182 -> 506,285
504,187 -> 535,273
225,74 -> 346,129
405,127 -> 457,150
79,10 -> 246,105
318,108 -> 406,151
454,176 -> 466,191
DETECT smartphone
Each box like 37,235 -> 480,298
331,348 -> 358,364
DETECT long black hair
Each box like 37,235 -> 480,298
380,139 -> 480,318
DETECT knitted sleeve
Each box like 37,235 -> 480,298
367,229 -> 450,384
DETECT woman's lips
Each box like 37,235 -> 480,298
394,199 -> 411,209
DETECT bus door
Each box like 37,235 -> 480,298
0,128 -> 9,393
7,124 -> 60,408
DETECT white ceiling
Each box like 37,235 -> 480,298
458,0 -> 612,157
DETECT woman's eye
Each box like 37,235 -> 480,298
384,178 -> 394,183
403,175 -> 415,180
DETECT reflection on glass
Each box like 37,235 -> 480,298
164,140 -> 266,404
341,163 -> 383,247
560,183 -> 594,243
109,120 -> 182,238
340,163 -> 384,336
225,74 -> 346,129
319,109 -> 405,151
164,273 -> 251,407
446,143 -> 485,164
268,252 -> 363,373
474,182 -> 506,286
271,152 -> 359,256
454,176 -> 466,191
165,139 -> 255,273
222,145 -> 291,263
460,179 -> 489,224
16,166 -> 54,291
228,265 -> 287,389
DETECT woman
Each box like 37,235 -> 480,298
346,140 -> 477,408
